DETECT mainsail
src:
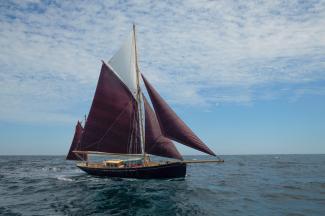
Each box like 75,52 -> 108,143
143,96 -> 183,160
142,74 -> 216,156
78,62 -> 142,154
66,121 -> 87,161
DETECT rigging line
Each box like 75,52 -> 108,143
127,104 -> 136,154
75,152 -> 86,161
84,100 -> 133,149
134,103 -> 142,154
214,153 -> 223,161
131,103 -> 140,154
135,105 -> 142,153
133,24 -> 146,162
122,27 -> 138,155
134,105 -> 141,153
127,108 -> 133,154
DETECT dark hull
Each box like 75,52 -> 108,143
77,162 -> 186,179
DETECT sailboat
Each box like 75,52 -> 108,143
66,25 -> 224,179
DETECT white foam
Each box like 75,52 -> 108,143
56,176 -> 73,182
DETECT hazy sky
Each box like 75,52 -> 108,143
0,0 -> 325,155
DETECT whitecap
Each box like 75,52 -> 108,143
56,176 -> 73,182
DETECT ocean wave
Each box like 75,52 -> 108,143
56,176 -> 74,182
282,185 -> 302,190
1,155 -> 325,215
262,192 -> 307,200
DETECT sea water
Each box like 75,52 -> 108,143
0,155 -> 324,215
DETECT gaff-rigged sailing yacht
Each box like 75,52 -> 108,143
66,25 -> 224,179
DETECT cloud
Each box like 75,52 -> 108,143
0,0 -> 325,123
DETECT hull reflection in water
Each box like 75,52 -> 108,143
77,162 -> 186,179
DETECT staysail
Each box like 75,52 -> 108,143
142,75 -> 216,156
143,96 -> 183,160
66,121 -> 87,160
78,62 -> 141,154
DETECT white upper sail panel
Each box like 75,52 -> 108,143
108,31 -> 137,97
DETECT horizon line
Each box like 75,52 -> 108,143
0,153 -> 324,156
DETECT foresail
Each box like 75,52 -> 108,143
144,96 -> 183,160
79,62 -> 141,154
66,121 -> 87,161
142,75 -> 216,156
108,31 -> 137,97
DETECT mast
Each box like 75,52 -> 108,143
133,24 -> 146,164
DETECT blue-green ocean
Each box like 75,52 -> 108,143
0,155 -> 324,215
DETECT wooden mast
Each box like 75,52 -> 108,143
133,24 -> 146,165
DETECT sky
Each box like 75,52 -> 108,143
0,0 -> 325,155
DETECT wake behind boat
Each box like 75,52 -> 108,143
66,25 -> 223,179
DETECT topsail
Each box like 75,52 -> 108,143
108,32 -> 138,97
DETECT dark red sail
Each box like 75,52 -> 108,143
143,96 -> 183,160
142,75 -> 216,156
79,62 -> 141,154
66,121 -> 87,160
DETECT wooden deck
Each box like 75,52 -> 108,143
77,159 -> 224,170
